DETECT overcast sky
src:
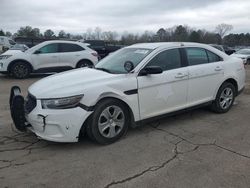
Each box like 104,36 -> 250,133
0,0 -> 249,34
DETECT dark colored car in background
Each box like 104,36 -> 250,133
209,44 -> 236,55
84,40 -> 123,59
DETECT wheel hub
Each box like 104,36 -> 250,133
98,105 -> 125,138
219,87 -> 233,109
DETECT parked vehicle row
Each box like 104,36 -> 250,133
0,40 -> 98,78
209,44 -> 236,55
80,40 -> 123,59
9,42 -> 246,144
231,48 -> 250,65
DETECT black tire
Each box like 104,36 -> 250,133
87,99 -> 130,145
211,82 -> 236,113
10,62 -> 31,79
76,60 -> 93,68
247,59 -> 250,65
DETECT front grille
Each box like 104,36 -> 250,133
25,94 -> 37,114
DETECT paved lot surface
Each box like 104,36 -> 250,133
0,68 -> 250,188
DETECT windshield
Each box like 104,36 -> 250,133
95,48 -> 152,74
236,49 -> 250,55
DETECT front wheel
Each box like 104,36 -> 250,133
211,82 -> 236,113
10,62 -> 31,79
87,99 -> 129,144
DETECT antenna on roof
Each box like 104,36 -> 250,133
180,43 -> 184,47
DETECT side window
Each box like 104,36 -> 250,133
206,50 -> 222,63
60,43 -> 85,52
146,49 -> 181,71
38,43 -> 59,54
186,48 -> 208,66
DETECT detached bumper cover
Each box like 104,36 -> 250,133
9,86 -> 92,142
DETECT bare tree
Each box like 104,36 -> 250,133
86,28 -> 93,39
94,27 -> 102,40
215,23 -> 233,38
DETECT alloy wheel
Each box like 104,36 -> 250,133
219,87 -> 233,110
98,105 -> 125,138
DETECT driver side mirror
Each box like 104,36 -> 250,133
139,66 -> 163,76
34,50 -> 42,54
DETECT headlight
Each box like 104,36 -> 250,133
0,55 -> 12,60
41,95 -> 84,109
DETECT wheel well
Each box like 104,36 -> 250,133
79,96 -> 135,137
224,78 -> 238,94
76,59 -> 93,67
7,59 -> 33,72
97,97 -> 135,124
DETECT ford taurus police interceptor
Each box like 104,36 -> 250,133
9,42 -> 245,144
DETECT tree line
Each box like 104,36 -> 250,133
0,24 -> 249,46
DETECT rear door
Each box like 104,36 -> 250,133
137,48 -> 189,120
185,47 -> 224,106
58,43 -> 86,68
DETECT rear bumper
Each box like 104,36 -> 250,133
9,86 -> 92,143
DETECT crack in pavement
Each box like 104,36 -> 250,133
104,122 -> 250,188
150,124 -> 250,159
104,139 -> 198,188
0,134 -> 49,170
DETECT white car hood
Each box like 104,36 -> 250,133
2,50 -> 24,55
29,68 -> 117,99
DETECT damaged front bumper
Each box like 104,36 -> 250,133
9,86 -> 92,143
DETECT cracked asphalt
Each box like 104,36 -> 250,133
0,67 -> 250,188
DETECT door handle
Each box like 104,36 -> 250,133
175,73 -> 188,78
52,56 -> 57,58
215,67 -> 223,71
75,54 -> 80,56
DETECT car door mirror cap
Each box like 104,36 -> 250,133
139,66 -> 163,76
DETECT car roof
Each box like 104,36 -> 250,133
127,42 -> 213,50
42,40 -> 81,44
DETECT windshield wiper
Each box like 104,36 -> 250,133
95,67 -> 112,73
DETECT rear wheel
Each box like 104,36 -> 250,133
76,60 -> 93,68
211,82 -> 236,113
87,99 -> 129,144
10,62 -> 31,79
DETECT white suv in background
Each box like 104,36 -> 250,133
10,42 -> 245,144
0,40 -> 98,78
0,36 -> 16,54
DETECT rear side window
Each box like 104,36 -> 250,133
60,43 -> 85,52
38,43 -> 59,54
186,48 -> 208,66
146,48 -> 181,71
206,50 -> 222,63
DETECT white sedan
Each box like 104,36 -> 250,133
231,49 -> 250,65
0,40 -> 98,78
9,42 -> 245,144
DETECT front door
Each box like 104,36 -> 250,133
137,48 -> 189,120
31,43 -> 59,70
